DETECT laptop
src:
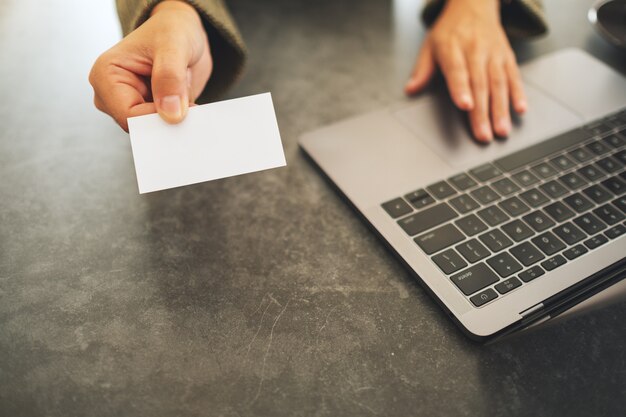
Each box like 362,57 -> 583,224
299,48 -> 626,341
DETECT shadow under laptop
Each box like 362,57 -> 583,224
473,300 -> 626,415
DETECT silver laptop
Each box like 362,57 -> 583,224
299,48 -> 626,341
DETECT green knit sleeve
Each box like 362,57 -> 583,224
115,0 -> 246,103
422,0 -> 548,38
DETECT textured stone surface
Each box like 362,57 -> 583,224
0,0 -> 625,416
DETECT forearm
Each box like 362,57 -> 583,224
423,0 -> 547,38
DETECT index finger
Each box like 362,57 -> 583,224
435,42 -> 474,110
90,65 -> 156,131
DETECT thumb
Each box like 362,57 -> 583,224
151,47 -> 191,124
405,40 -> 435,95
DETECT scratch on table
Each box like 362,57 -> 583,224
315,305 -> 338,348
300,285 -> 394,296
250,293 -> 269,316
245,299 -> 273,358
267,292 -> 282,307
249,297 -> 291,405
348,397 -> 379,416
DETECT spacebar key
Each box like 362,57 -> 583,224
415,224 -> 465,255
397,203 -> 458,236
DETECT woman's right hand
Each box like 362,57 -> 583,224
89,0 -> 213,131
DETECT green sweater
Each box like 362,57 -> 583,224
116,0 -> 246,104
423,0 -> 547,38
116,0 -> 546,103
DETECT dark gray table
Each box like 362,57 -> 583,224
1,1 -> 624,416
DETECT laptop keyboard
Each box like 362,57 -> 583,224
381,108 -> 626,308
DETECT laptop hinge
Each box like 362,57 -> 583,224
520,302 -> 544,318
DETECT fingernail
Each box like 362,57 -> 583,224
496,118 -> 511,136
516,99 -> 527,113
478,122 -> 493,141
459,93 -> 474,110
160,95 -> 182,120
404,78 -> 418,92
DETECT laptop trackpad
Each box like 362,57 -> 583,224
392,82 -> 582,170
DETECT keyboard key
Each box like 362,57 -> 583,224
606,113 -> 624,127
495,277 -> 523,294
523,211 -> 556,232
510,242 -> 545,266
491,178 -> 520,196
586,140 -> 612,156
584,234 -> 609,249
487,252 -> 523,277
451,263 -> 499,296
605,224 -> 626,239
532,232 -> 566,256
596,156 -> 622,174
558,172 -> 587,190
449,194 -> 480,214
583,184 -> 613,204
455,214 -> 488,236
456,239 -> 490,263
520,188 -> 550,208
553,222 -> 587,245
470,185 -> 501,205
531,162 -> 558,179
405,189 -> 436,209
544,201 -> 575,222
550,154 -> 577,171
593,203 -> 625,225
541,254 -> 567,271
613,196 -> 626,213
470,288 -> 499,307
586,121 -> 614,136
477,205 -> 510,226
499,196 -> 530,217
449,173 -> 478,191
470,163 -> 502,182
502,219 -> 535,242
563,244 -> 588,260
540,180 -> 568,199
382,198 -> 412,218
563,193 -> 594,213
601,177 -> 626,195
512,170 -> 540,187
427,181 -> 457,200
398,203 -> 459,236
574,213 -> 607,235
479,229 -> 513,252
602,134 -> 625,149
577,164 -> 605,182
519,265 -> 545,282
495,128 -> 590,172
614,149 -> 626,165
432,249 -> 468,274
568,147 -> 594,163
414,224 -> 465,255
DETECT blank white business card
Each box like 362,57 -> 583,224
128,92 -> 286,194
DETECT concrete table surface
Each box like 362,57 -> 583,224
0,0 -> 624,416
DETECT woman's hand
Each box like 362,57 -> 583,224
405,0 -> 527,142
89,0 -> 212,131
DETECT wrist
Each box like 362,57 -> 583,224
151,0 -> 199,18
445,0 -> 500,16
